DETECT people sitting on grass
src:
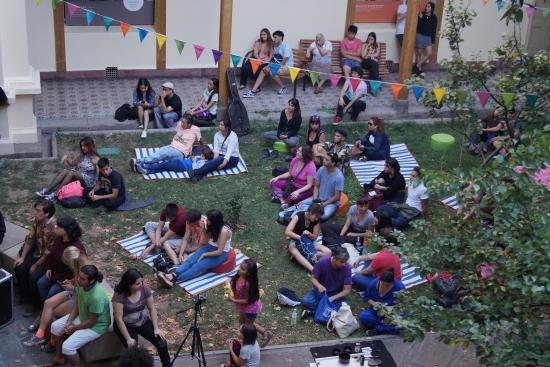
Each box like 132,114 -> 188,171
306,33 -> 333,94
154,81 -> 183,129
227,259 -> 273,348
363,158 -> 406,203
263,98 -> 302,149
133,78 -> 157,139
14,200 -> 56,309
24,246 -> 89,349
50,265 -> 111,367
113,268 -> 170,367
305,115 -> 326,148
89,157 -> 126,214
270,145 -> 316,208
352,117 -> 390,160
352,241 -> 401,292
476,107 -> 506,152
189,120 -> 241,184
187,78 -> 219,122
285,203 -> 331,272
157,209 -> 232,287
172,209 -> 209,265
359,268 -> 404,336
301,247 -> 352,319
223,324 -> 261,367
333,66 -> 367,125
239,28 -> 274,91
321,196 -> 375,247
138,203 -> 187,260
313,128 -> 352,170
299,153 -> 345,221
36,136 -> 99,201
340,25 -> 363,78
361,32 -> 381,82
130,115 -> 202,172
135,145 -> 214,176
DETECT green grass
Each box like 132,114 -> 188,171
0,121 -> 480,351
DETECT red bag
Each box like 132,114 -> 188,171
211,248 -> 236,274
364,189 -> 384,210
57,181 -> 84,201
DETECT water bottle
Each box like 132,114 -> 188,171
356,236 -> 362,250
290,308 -> 298,326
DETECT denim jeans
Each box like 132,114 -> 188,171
299,197 -> 338,222
141,158 -> 190,174
359,307 -> 397,333
193,155 -> 240,177
37,273 -> 64,301
376,204 -> 408,229
139,145 -> 184,165
352,260 -> 374,291
264,130 -> 299,147
154,107 -> 179,129
174,244 -> 228,282
302,288 -> 342,311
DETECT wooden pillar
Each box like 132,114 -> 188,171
430,0 -> 444,63
218,0 -> 233,114
397,0 -> 420,99
53,3 -> 66,72
155,0 -> 166,70
344,0 -> 357,35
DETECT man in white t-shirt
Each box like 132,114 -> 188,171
396,1 -> 408,47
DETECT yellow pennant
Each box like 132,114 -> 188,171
433,87 -> 447,104
156,34 -> 167,49
35,0 -> 42,5
288,67 -> 300,83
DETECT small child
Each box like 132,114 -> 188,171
227,259 -> 273,348
223,324 -> 261,367
136,146 -> 214,175
188,78 -> 219,120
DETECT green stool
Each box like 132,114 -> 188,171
273,141 -> 289,153
97,147 -> 122,157
431,134 -> 455,151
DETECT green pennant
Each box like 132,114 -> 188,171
174,39 -> 185,55
501,93 -> 515,108
542,8 -> 550,17
525,94 -> 538,109
456,90 -> 468,103
309,71 -> 319,86
51,0 -> 62,10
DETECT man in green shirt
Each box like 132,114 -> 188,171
50,265 -> 111,366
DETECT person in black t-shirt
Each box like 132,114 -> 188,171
89,158 -> 126,214
153,82 -> 183,129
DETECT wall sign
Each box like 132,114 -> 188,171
65,0 -> 155,26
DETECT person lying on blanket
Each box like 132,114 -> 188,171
156,209 -> 232,287
134,146 -> 214,175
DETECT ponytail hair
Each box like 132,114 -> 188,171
380,268 -> 395,283
80,264 -> 103,283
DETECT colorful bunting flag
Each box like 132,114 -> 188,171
433,87 -> 446,104
369,80 -> 382,96
349,78 -> 361,92
174,39 -> 185,55
137,28 -> 149,43
482,0 -> 489,6
35,0 -> 42,5
211,49 -> 223,65
193,45 -> 205,60
288,67 -> 300,83
231,54 -> 242,67
85,10 -> 95,25
501,92 -> 515,108
120,23 -> 129,37
390,84 -> 404,99
309,71 -> 320,86
411,85 -> 425,102
456,90 -> 468,103
526,6 -> 536,17
477,91 -> 491,108
543,8 -> 550,17
103,17 -> 113,31
156,34 -> 167,49
249,59 -> 261,75
67,3 -> 78,18
525,94 -> 538,109
269,63 -> 281,77
52,0 -> 61,11
330,74 -> 341,88
496,0 -> 504,11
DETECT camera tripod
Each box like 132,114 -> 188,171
171,295 -> 207,367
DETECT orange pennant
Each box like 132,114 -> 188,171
249,59 -> 261,75
120,22 -> 129,37
390,84 -> 405,99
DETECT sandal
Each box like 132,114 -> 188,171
157,272 -> 175,288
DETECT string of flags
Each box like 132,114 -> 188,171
38,0 -> 547,109
487,0 -> 550,17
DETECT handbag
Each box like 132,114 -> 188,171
57,180 -> 84,201
295,234 -> 318,264
327,302 -> 359,338
314,292 -> 342,324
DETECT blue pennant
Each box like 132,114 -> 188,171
85,10 -> 95,25
231,54 -> 242,68
369,80 -> 382,96
103,16 -> 113,31
137,28 -> 149,43
269,63 -> 281,77
411,85 -> 425,102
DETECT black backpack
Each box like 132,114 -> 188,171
433,274 -> 464,307
153,253 -> 174,273
114,103 -> 136,122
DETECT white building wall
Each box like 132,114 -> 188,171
26,0 -> 56,72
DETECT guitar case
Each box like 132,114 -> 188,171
226,67 -> 251,136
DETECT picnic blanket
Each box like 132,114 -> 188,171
441,195 -> 459,210
349,143 -> 418,186
135,146 -> 248,180
117,231 -> 250,295
114,193 -> 155,211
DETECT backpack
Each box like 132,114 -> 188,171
277,287 -> 302,307
114,103 -> 136,122
59,196 -> 87,209
153,253 -> 174,273
57,181 -> 84,201
432,274 -> 464,307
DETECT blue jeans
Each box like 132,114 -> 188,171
174,244 -> 228,282
193,155 -> 240,177
264,131 -> 299,147
37,274 -> 64,302
299,197 -> 338,222
154,107 -> 179,129
139,146 -> 184,165
352,260 -> 374,291
302,289 -> 342,311
141,158 -> 191,174
376,204 -> 408,229
359,307 -> 397,333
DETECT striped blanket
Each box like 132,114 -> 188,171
135,146 -> 248,180
400,262 -> 427,289
117,231 -> 249,295
349,144 -> 418,186
441,195 -> 459,210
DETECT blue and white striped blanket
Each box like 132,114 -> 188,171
441,195 -> 459,210
134,146 -> 248,180
117,231 -> 249,295
349,143 -> 418,186
400,262 -> 428,289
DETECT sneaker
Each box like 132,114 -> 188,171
137,124 -> 144,129
332,116 -> 342,126
280,203 -> 289,210
157,272 -> 175,288
191,175 -> 203,184
261,148 -> 271,160
301,309 -> 313,320
35,188 -> 48,197
27,315 -> 40,331
238,84 -> 246,90
260,330 -> 273,348
276,87 -> 287,96
94,206 -> 107,216
269,149 -> 279,159
23,335 -> 46,347
129,158 -> 137,172
419,72 -> 426,79
188,169 -> 195,178
44,193 -> 56,202
135,164 -> 146,174
271,196 -> 280,203
242,90 -> 257,98
140,130 -> 147,139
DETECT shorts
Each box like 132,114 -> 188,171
415,33 -> 432,49
341,59 -> 362,70
245,313 -> 258,321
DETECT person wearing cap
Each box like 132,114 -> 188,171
154,82 -> 183,129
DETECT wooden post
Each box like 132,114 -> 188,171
344,0 -> 357,35
155,0 -> 166,70
397,0 -> 420,99
218,0 -> 233,116
430,0 -> 444,63
53,2 -> 66,72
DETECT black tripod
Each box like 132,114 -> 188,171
171,295 -> 207,367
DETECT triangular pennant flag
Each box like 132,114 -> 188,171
103,17 -> 113,31
482,0 -> 489,6
433,87 -> 447,104
269,63 -> 281,77
193,45 -> 205,60
85,10 -> 95,25
231,54 -> 242,67
525,94 -> 538,109
369,80 -> 382,96
51,0 -> 61,11
543,8 -> 550,17
120,22 -> 130,37
456,90 -> 468,103
174,39 -> 185,55
156,34 -> 167,49
67,3 -> 78,18
330,74 -> 341,88
249,59 -> 261,75
137,28 -> 149,43
349,78 -> 361,92
477,91 -> 491,108
211,49 -> 223,65
309,71 -> 320,86
390,84 -> 405,99
526,6 -> 536,17
501,93 -> 515,108
411,85 -> 425,102
288,67 -> 300,83
496,0 -> 504,11
35,0 -> 42,5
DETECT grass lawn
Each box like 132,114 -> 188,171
0,121 -> 480,352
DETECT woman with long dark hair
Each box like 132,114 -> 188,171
187,78 -> 219,121
240,28 -> 274,91
360,32 -> 380,81
264,98 -> 302,148
133,78 -> 157,138
113,269 -> 170,367
414,1 -> 437,78
364,157 -> 406,203
305,115 -> 326,148
353,117 -> 390,160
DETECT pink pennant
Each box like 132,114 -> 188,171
67,3 -> 78,18
482,0 -> 489,6
330,74 -> 341,88
526,7 -> 536,17
477,91 -> 491,108
193,44 -> 205,60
